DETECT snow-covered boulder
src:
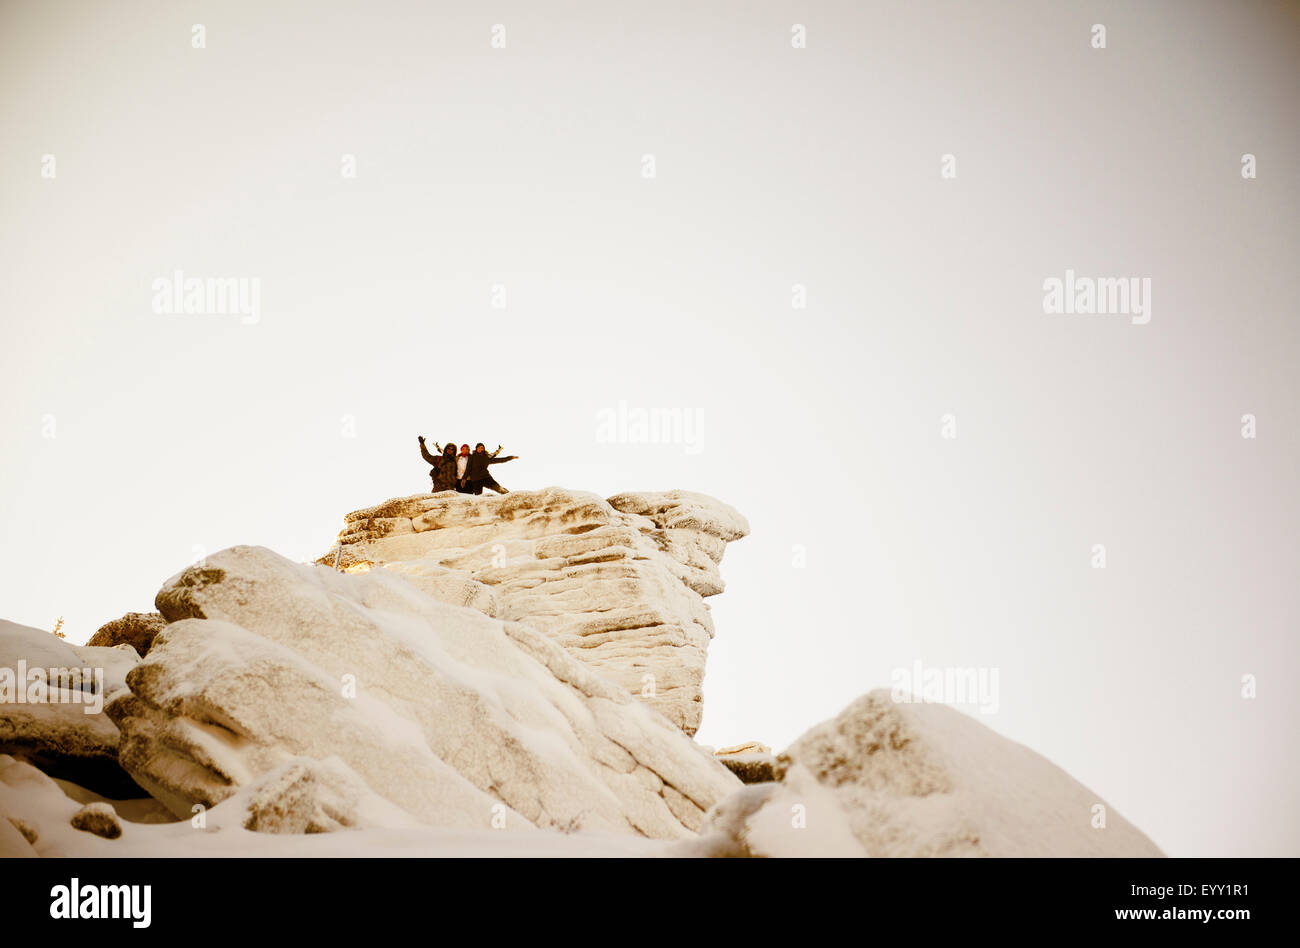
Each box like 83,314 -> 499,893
686,764 -> 867,857
70,801 -> 122,839
0,619 -> 141,797
107,545 -> 740,839
320,487 -> 749,735
0,620 -> 81,672
695,690 -> 1165,857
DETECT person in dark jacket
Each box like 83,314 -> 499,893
452,443 -> 473,492
418,436 -> 460,492
460,442 -> 517,495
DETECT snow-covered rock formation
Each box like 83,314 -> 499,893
319,488 -> 750,736
0,619 -> 140,798
0,486 -> 1170,858
692,690 -> 1165,857
106,545 -> 740,839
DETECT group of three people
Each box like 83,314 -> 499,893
418,436 -> 517,494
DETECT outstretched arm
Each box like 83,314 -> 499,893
488,455 -> 518,465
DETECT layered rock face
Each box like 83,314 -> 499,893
107,545 -> 740,838
320,488 -> 749,736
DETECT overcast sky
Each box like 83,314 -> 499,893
2,0 -> 1297,857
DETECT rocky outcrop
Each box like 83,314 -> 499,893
1,485 -> 1174,858
87,612 -> 167,657
694,691 -> 1166,857
319,488 -> 749,735
107,545 -> 740,839
0,620 -> 141,797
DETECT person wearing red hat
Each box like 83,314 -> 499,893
453,443 -> 473,491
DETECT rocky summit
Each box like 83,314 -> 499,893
0,485 -> 1166,858
318,487 -> 750,736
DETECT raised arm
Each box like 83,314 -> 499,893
418,437 -> 439,465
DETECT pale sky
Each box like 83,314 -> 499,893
2,0 -> 1297,856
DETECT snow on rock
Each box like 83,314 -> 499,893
238,757 -> 425,834
0,619 -> 142,798
0,619 -> 81,671
373,562 -> 498,616
686,764 -> 867,857
107,545 -> 740,839
696,690 -> 1166,857
0,818 -> 37,857
0,753 -> 666,857
0,755 -> 122,856
70,801 -> 122,839
319,487 -> 749,735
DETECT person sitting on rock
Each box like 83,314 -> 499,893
418,436 -> 460,493
459,442 -> 517,495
